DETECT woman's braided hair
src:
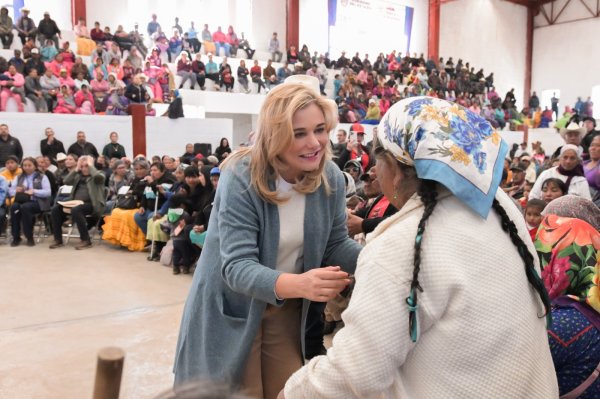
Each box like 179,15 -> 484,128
407,179 -> 551,342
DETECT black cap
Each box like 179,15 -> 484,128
510,162 -> 527,172
5,155 -> 19,163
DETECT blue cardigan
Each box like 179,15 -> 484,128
173,158 -> 362,385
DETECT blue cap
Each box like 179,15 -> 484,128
210,167 -> 220,176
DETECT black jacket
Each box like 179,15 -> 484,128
40,138 -> 65,163
38,19 -> 61,37
125,83 -> 147,103
0,135 -> 23,166
67,141 -> 99,158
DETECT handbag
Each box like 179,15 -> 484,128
115,194 -> 137,209
14,192 -> 31,204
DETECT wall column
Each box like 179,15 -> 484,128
71,0 -> 86,26
286,0 -> 299,48
524,5 -> 534,109
128,105 -> 147,156
428,0 -> 441,60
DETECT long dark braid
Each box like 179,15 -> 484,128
491,199 -> 551,322
407,179 -> 439,342
406,181 -> 551,343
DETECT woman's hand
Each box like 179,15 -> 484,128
192,225 -> 204,233
275,267 -> 351,302
138,207 -> 145,214
25,189 -> 34,196
152,212 -> 162,221
15,186 -> 24,193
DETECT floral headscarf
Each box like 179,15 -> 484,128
378,96 -> 507,218
535,215 -> 600,313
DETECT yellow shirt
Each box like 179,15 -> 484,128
0,167 -> 21,184
1,167 -> 22,205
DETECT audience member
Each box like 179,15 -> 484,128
530,144 -> 591,200
1,65 -> 25,112
101,132 -> 127,160
49,155 -> 105,250
37,12 -> 61,49
0,124 -> 23,166
67,131 -> 100,158
1,155 -> 22,183
15,7 -> 36,45
0,7 -> 14,50
40,127 -> 65,164
269,32 -> 282,62
8,156 -> 52,246
212,26 -> 230,57
250,60 -> 265,93
201,24 -> 215,55
535,197 -> 600,398
186,21 -> 201,53
25,68 -> 48,112
237,32 -> 255,59
237,60 -> 249,93
176,52 -> 195,89
205,54 -> 219,89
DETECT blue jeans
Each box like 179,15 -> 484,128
215,41 -> 231,57
134,210 -> 153,235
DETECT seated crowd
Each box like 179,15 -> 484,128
0,123 -> 230,275
0,100 -> 599,396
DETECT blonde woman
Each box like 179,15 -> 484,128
174,81 -> 361,398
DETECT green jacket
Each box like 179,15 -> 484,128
63,166 -> 106,216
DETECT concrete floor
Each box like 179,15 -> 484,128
0,240 -> 192,399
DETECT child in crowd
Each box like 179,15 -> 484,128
541,178 -> 567,204
524,199 -> 546,242
160,193 -> 191,275
519,181 -> 534,208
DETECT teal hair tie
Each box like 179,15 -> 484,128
406,288 -> 419,343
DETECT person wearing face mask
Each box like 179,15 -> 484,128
530,145 -> 591,201
49,155 -> 105,250
174,77 -> 361,398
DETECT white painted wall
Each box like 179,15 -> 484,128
146,117 -> 232,158
440,0 -> 527,107
532,17 -> 600,112
1,113 -> 233,160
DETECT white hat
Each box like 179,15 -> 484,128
559,122 -> 586,139
56,153 -> 67,162
283,75 -> 320,96
21,7 -> 30,12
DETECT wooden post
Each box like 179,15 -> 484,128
286,0 -> 299,49
128,104 -> 147,157
428,0 -> 441,61
92,347 -> 125,399
524,5 -> 534,109
71,0 -> 87,26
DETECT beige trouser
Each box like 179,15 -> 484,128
240,299 -> 303,399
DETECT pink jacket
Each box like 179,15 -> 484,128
1,72 -> 24,88
91,78 -> 109,94
212,31 -> 226,43
59,76 -> 75,89
74,90 -> 95,111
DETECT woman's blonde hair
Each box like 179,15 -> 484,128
223,83 -> 338,204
